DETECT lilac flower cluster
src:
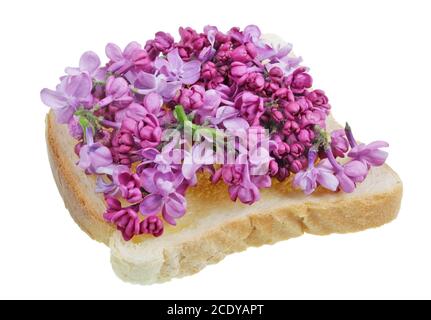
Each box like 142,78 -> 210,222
41,25 -> 389,241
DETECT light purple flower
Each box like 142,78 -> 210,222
133,71 -> 181,101
139,169 -> 186,225
293,150 -> 339,195
182,140 -> 215,183
209,105 -> 249,130
348,141 -> 389,167
40,74 -> 93,123
155,48 -> 201,85
115,102 -> 148,123
65,51 -> 106,81
105,41 -> 151,74
98,75 -> 133,107
78,128 -> 113,174
326,148 -> 368,193
345,125 -> 389,167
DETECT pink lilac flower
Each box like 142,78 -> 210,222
226,158 -> 271,205
140,216 -> 164,237
326,147 -> 369,193
345,124 -> 389,167
139,169 -> 186,225
306,89 -> 331,113
293,149 -> 339,195
65,51 -> 106,81
98,76 -> 133,108
113,166 -> 142,203
78,127 -> 113,174
234,91 -> 264,126
103,197 -> 141,241
133,71 -> 181,101
155,48 -> 201,85
105,41 -> 151,74
40,74 -> 93,123
145,31 -> 175,60
209,105 -> 249,130
331,129 -> 350,158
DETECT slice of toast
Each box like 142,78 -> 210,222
46,111 -> 403,284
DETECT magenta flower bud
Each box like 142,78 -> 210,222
298,129 -> 314,144
269,160 -> 279,176
269,67 -> 284,83
145,31 -> 175,59
244,72 -> 265,91
111,130 -> 135,165
222,165 -> 243,185
140,215 -> 164,237
234,91 -> 264,126
272,134 -> 290,158
331,129 -> 349,158
270,108 -> 284,123
276,167 -> 290,182
283,101 -> 300,114
282,120 -> 300,135
104,205 -> 140,241
230,61 -> 248,80
264,81 -> 281,96
306,89 -> 330,112
136,114 -> 162,149
231,43 -> 257,63
290,67 -> 313,94
290,159 -> 303,173
201,61 -> 218,81
290,143 -> 305,158
116,170 -> 142,203
215,43 -> 231,62
296,96 -> 313,112
176,85 -> 205,110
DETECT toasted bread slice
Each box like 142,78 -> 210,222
46,111 -> 402,284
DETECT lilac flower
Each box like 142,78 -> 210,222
105,41 -> 151,74
113,166 -> 142,203
182,140 -> 216,183
231,43 -> 257,63
198,26 -> 217,62
78,128 -> 113,174
293,150 -> 339,195
133,71 -> 181,101
234,91 -> 264,126
288,67 -> 313,94
145,32 -> 175,60
348,141 -> 389,167
331,129 -> 349,158
326,147 -> 369,193
98,76 -> 133,108
140,146 -> 182,174
306,89 -> 331,113
103,197 -> 140,241
155,48 -> 201,85
115,102 -> 148,123
40,74 -> 92,123
140,216 -> 164,237
65,51 -> 106,81
345,124 -> 389,167
139,169 -> 186,225
209,105 -> 249,130
223,155 -> 270,205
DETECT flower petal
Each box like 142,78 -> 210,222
79,51 -> 100,74
140,194 -> 163,216
40,88 -> 67,109
181,60 -> 201,84
105,43 -> 123,62
317,170 -> 339,191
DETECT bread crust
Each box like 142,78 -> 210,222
46,111 -> 403,284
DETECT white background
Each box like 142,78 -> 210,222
0,0 -> 430,300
